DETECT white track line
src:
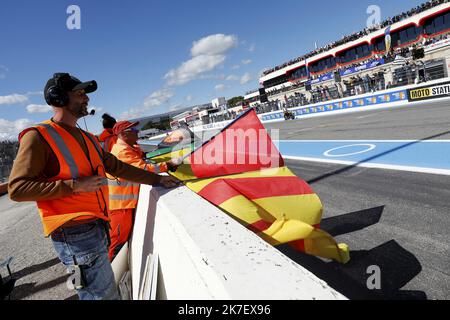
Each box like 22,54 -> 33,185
278,140 -> 450,143
283,155 -> 450,176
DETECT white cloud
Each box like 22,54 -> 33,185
186,95 -> 194,102
242,59 -> 252,65
144,88 -> 174,108
121,88 -> 175,120
191,34 -> 238,57
231,65 -> 240,70
165,34 -> 238,86
240,73 -> 252,85
0,118 -> 34,141
248,44 -> 256,52
26,104 -> 52,114
0,94 -> 29,105
25,91 -> 44,96
214,84 -> 226,91
165,55 -> 226,86
120,108 -> 146,120
226,75 -> 239,81
169,104 -> 183,112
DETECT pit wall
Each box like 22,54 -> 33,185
129,184 -> 347,300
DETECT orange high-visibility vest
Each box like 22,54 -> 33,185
108,139 -> 167,210
19,120 -> 110,237
97,129 -> 118,152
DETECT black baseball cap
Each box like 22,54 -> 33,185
44,73 -> 98,95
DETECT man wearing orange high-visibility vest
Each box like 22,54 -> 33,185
8,73 -> 179,300
107,120 -> 178,261
97,113 -> 118,152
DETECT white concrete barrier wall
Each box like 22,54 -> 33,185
130,184 -> 347,300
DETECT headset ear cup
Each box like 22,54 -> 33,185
45,86 -> 59,107
60,90 -> 69,107
46,86 -> 69,107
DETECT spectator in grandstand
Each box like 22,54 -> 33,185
423,32 -> 450,46
334,83 -> 342,98
363,74 -> 371,93
386,81 -> 393,90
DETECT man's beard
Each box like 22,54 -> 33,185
69,102 -> 89,118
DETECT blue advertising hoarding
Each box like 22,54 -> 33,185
305,59 -> 385,86
309,72 -> 334,85
340,59 -> 385,77
261,89 -> 407,122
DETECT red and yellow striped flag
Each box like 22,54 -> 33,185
159,109 -> 349,263
185,167 -> 349,263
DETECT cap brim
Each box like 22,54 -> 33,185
117,121 -> 140,134
126,121 -> 140,130
72,80 -> 97,93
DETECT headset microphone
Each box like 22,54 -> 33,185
82,108 -> 96,131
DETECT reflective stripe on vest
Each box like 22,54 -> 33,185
107,140 -> 145,210
21,121 -> 110,237
107,177 -> 140,210
109,194 -> 139,201
108,180 -> 140,188
41,123 -> 79,179
83,131 -> 104,161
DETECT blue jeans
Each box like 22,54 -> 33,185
51,219 -> 120,300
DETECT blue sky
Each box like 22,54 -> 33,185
0,0 -> 425,137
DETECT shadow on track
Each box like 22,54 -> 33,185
12,258 -> 60,279
278,206 -> 426,300
7,258 -> 70,300
320,205 -> 384,237
11,275 -> 69,300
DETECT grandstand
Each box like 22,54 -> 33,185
243,0 -> 450,113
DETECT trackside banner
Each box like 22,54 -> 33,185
261,90 -> 407,122
407,81 -> 450,102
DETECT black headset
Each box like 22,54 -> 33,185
45,73 -> 71,107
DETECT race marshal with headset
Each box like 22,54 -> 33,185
8,73 -> 179,300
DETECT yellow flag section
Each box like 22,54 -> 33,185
149,146 -> 193,164
185,166 -> 350,264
